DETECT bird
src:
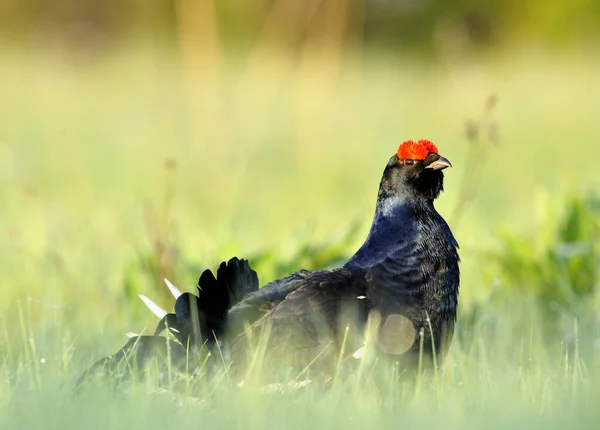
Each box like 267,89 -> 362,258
77,139 -> 460,387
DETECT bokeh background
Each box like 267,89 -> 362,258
1,1 -> 600,428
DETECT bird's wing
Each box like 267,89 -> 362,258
364,243 -> 424,314
235,268 -> 366,352
363,235 -> 459,356
364,230 -> 459,317
226,269 -> 312,331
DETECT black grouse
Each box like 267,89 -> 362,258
78,139 -> 459,387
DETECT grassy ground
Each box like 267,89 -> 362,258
1,44 -> 599,428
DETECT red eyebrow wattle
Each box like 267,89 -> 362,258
397,139 -> 439,160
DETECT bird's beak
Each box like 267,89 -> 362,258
425,155 -> 452,170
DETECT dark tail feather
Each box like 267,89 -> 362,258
155,313 -> 188,345
216,257 -> 260,305
74,335 -> 187,393
171,257 -> 259,347
77,257 -> 258,391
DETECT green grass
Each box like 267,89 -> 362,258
1,43 -> 600,428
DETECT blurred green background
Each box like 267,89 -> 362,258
1,1 -> 600,428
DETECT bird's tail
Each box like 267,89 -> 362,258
153,256 -> 260,348
76,257 -> 258,391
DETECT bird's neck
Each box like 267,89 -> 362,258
374,193 -> 430,218
347,197 -> 432,269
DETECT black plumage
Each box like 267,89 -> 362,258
154,257 -> 259,347
225,144 -> 460,366
78,140 -> 460,386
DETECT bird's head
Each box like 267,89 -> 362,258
378,139 -> 452,203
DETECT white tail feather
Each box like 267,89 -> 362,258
126,332 -> 139,338
139,294 -> 167,319
164,278 -> 182,299
352,346 -> 366,359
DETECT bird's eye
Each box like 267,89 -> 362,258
404,158 -> 415,166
